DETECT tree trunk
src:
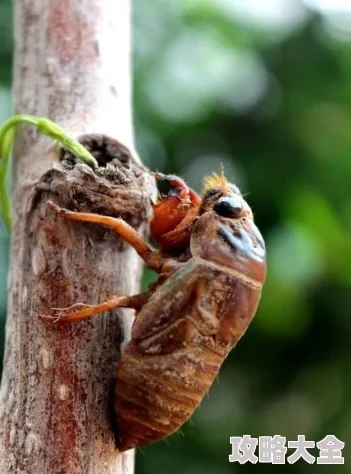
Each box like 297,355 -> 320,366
0,1 -> 152,473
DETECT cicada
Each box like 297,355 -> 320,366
43,170 -> 266,451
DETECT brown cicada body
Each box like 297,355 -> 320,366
43,170 -> 266,451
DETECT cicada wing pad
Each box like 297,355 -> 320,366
132,258 -> 261,353
131,259 -> 203,352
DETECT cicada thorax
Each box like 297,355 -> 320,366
191,210 -> 266,283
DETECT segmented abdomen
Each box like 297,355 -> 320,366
115,339 -> 223,451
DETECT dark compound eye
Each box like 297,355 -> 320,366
213,196 -> 243,218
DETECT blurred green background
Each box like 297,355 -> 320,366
0,0 -> 350,472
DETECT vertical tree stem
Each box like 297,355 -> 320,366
0,1 -> 147,473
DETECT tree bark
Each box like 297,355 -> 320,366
0,1 -> 152,473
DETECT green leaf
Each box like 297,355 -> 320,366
0,115 -> 99,231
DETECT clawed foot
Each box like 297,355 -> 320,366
47,200 -> 67,216
40,303 -> 95,323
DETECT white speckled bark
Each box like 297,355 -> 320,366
0,0 -> 148,472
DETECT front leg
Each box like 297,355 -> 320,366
47,201 -> 164,272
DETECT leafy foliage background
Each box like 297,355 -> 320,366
0,0 -> 350,472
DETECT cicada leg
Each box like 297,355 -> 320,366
41,293 -> 148,322
155,204 -> 199,250
44,201 -> 182,323
47,201 -> 164,272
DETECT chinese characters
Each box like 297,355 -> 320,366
229,435 -> 344,464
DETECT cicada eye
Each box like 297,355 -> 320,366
213,196 -> 243,218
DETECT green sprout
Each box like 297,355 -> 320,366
0,115 -> 99,231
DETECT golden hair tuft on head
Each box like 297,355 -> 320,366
203,165 -> 229,194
